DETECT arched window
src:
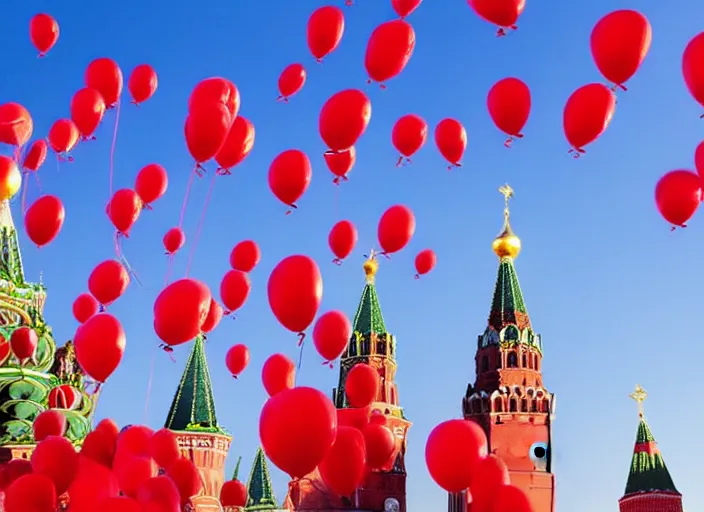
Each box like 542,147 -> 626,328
360,338 -> 370,355
534,355 -> 540,371
509,398 -> 518,412
376,340 -> 386,355
521,353 -> 527,367
528,353 -> 534,369
521,399 -> 528,412
508,352 -> 518,368
531,400 -> 538,412
349,341 -> 357,357
493,396 -> 503,412
542,399 -> 550,413
481,355 -> 489,372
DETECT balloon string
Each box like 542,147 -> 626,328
114,232 -> 144,288
177,166 -> 198,229
108,100 -> 122,198
142,345 -> 159,424
185,172 -> 217,277
20,174 -> 28,215
334,182 -> 340,219
163,254 -> 175,287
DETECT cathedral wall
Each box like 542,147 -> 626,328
618,492 -> 683,512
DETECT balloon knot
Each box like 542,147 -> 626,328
497,28 -> 507,37
332,258 -> 342,265
345,0 -> 353,5
618,84 -> 627,91
232,374 -> 238,379
333,176 -> 340,185
195,164 -> 206,177
381,252 -> 391,260
504,137 -> 514,148
38,53 -> 46,58
285,209 -> 292,215
216,167 -> 231,176
98,304 -> 106,313
366,78 -> 372,85
143,203 -> 153,211
297,332 -> 306,346
700,113 -> 704,119
414,274 -> 420,280
224,309 -> 232,316
316,58 -> 323,64
160,344 -> 176,362
379,84 -> 387,90
396,156 -> 404,167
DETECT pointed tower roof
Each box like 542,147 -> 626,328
0,200 -> 26,285
245,447 -> 279,511
164,335 -> 225,434
351,249 -> 386,335
623,385 -> 679,496
487,184 -> 532,333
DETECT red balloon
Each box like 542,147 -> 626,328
365,20 -> 416,84
136,475 -> 180,512
167,457 -> 202,505
563,83 -> 616,154
328,220 -> 358,263
108,188 -> 142,235
590,10 -> 652,89
654,170 -> 701,227
220,269 -> 251,314
378,204 -> 416,254
230,240 -> 261,272
4,474 -> 57,512
48,118 -> 79,155
128,64 -> 158,104
369,409 -> 387,425
81,429 -> 118,468
363,423 -> 395,469
4,459 -> 32,486
414,249 -> 437,278
467,0 -> 526,32
492,485 -> 533,512
261,353 -> 296,397
345,363 -> 379,408
215,116 -> 255,172
149,429 -> 180,470
468,454 -> 510,511
85,58 -> 123,108
201,298 -> 223,333
188,77 -> 240,119
220,479 -> 248,507
97,496 -> 142,512
267,255 -> 323,334
392,0 -> 422,18
153,278 -> 211,346
117,425 -> 153,457
32,410 -> 66,442
313,310 -> 351,363
487,77 -> 531,144
318,426 -> 366,496
225,344 -> 250,377
338,406 -> 372,431
74,313 -> 126,383
268,149 -> 312,209
425,419 -> 488,492
32,435 -> 79,495
47,384 -> 82,410
319,90 -> 372,152
29,13 -> 59,56
24,194 -> 65,247
259,386 -> 337,478
70,88 -> 106,139
163,227 -> 186,255
683,33 -> 704,110
135,163 -> 168,205
67,456 -> 119,510
88,259 -> 129,306
434,118 -> 467,168
22,140 -> 48,171
696,142 -> 704,181
278,64 -> 307,101
185,103 -> 231,164
10,327 -> 38,363
307,6 -> 345,61
113,452 -> 157,499
392,114 -> 428,165
324,147 -> 356,183
0,102 -> 33,147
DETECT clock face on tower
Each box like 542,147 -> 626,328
384,497 -> 400,512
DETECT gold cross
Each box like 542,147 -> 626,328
629,384 -> 647,417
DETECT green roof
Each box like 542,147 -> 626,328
624,417 -> 679,496
245,447 -> 278,511
488,257 -> 531,332
164,335 -> 224,433
0,201 -> 26,285
352,282 -> 386,335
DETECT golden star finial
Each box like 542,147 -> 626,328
629,384 -> 647,418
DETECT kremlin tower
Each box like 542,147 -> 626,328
618,385 -> 683,512
286,252 -> 410,512
243,447 -> 286,512
449,185 -> 556,512
165,334 -> 232,511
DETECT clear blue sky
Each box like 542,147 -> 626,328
1,0 -> 702,510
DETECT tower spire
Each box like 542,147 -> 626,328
629,384 -> 647,418
245,447 -> 279,511
492,184 -> 521,260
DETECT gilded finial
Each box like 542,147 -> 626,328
363,249 -> 379,284
492,184 -> 522,259
629,384 -> 648,418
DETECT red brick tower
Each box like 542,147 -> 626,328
618,385 -> 683,512
287,253 -> 410,512
165,335 -> 232,512
449,185 -> 556,512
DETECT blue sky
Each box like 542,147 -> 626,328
1,0 -> 703,510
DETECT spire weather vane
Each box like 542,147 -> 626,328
498,184 -> 514,221
629,384 -> 647,418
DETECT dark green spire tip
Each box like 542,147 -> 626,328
246,447 -> 278,511
623,417 -> 679,496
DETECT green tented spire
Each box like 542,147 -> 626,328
245,447 -> 278,511
0,200 -> 26,285
488,257 -> 531,332
623,416 -> 679,496
351,280 -> 386,335
164,335 -> 224,433
232,456 -> 242,480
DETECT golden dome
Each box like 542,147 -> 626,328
492,183 -> 521,259
363,250 -> 379,283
